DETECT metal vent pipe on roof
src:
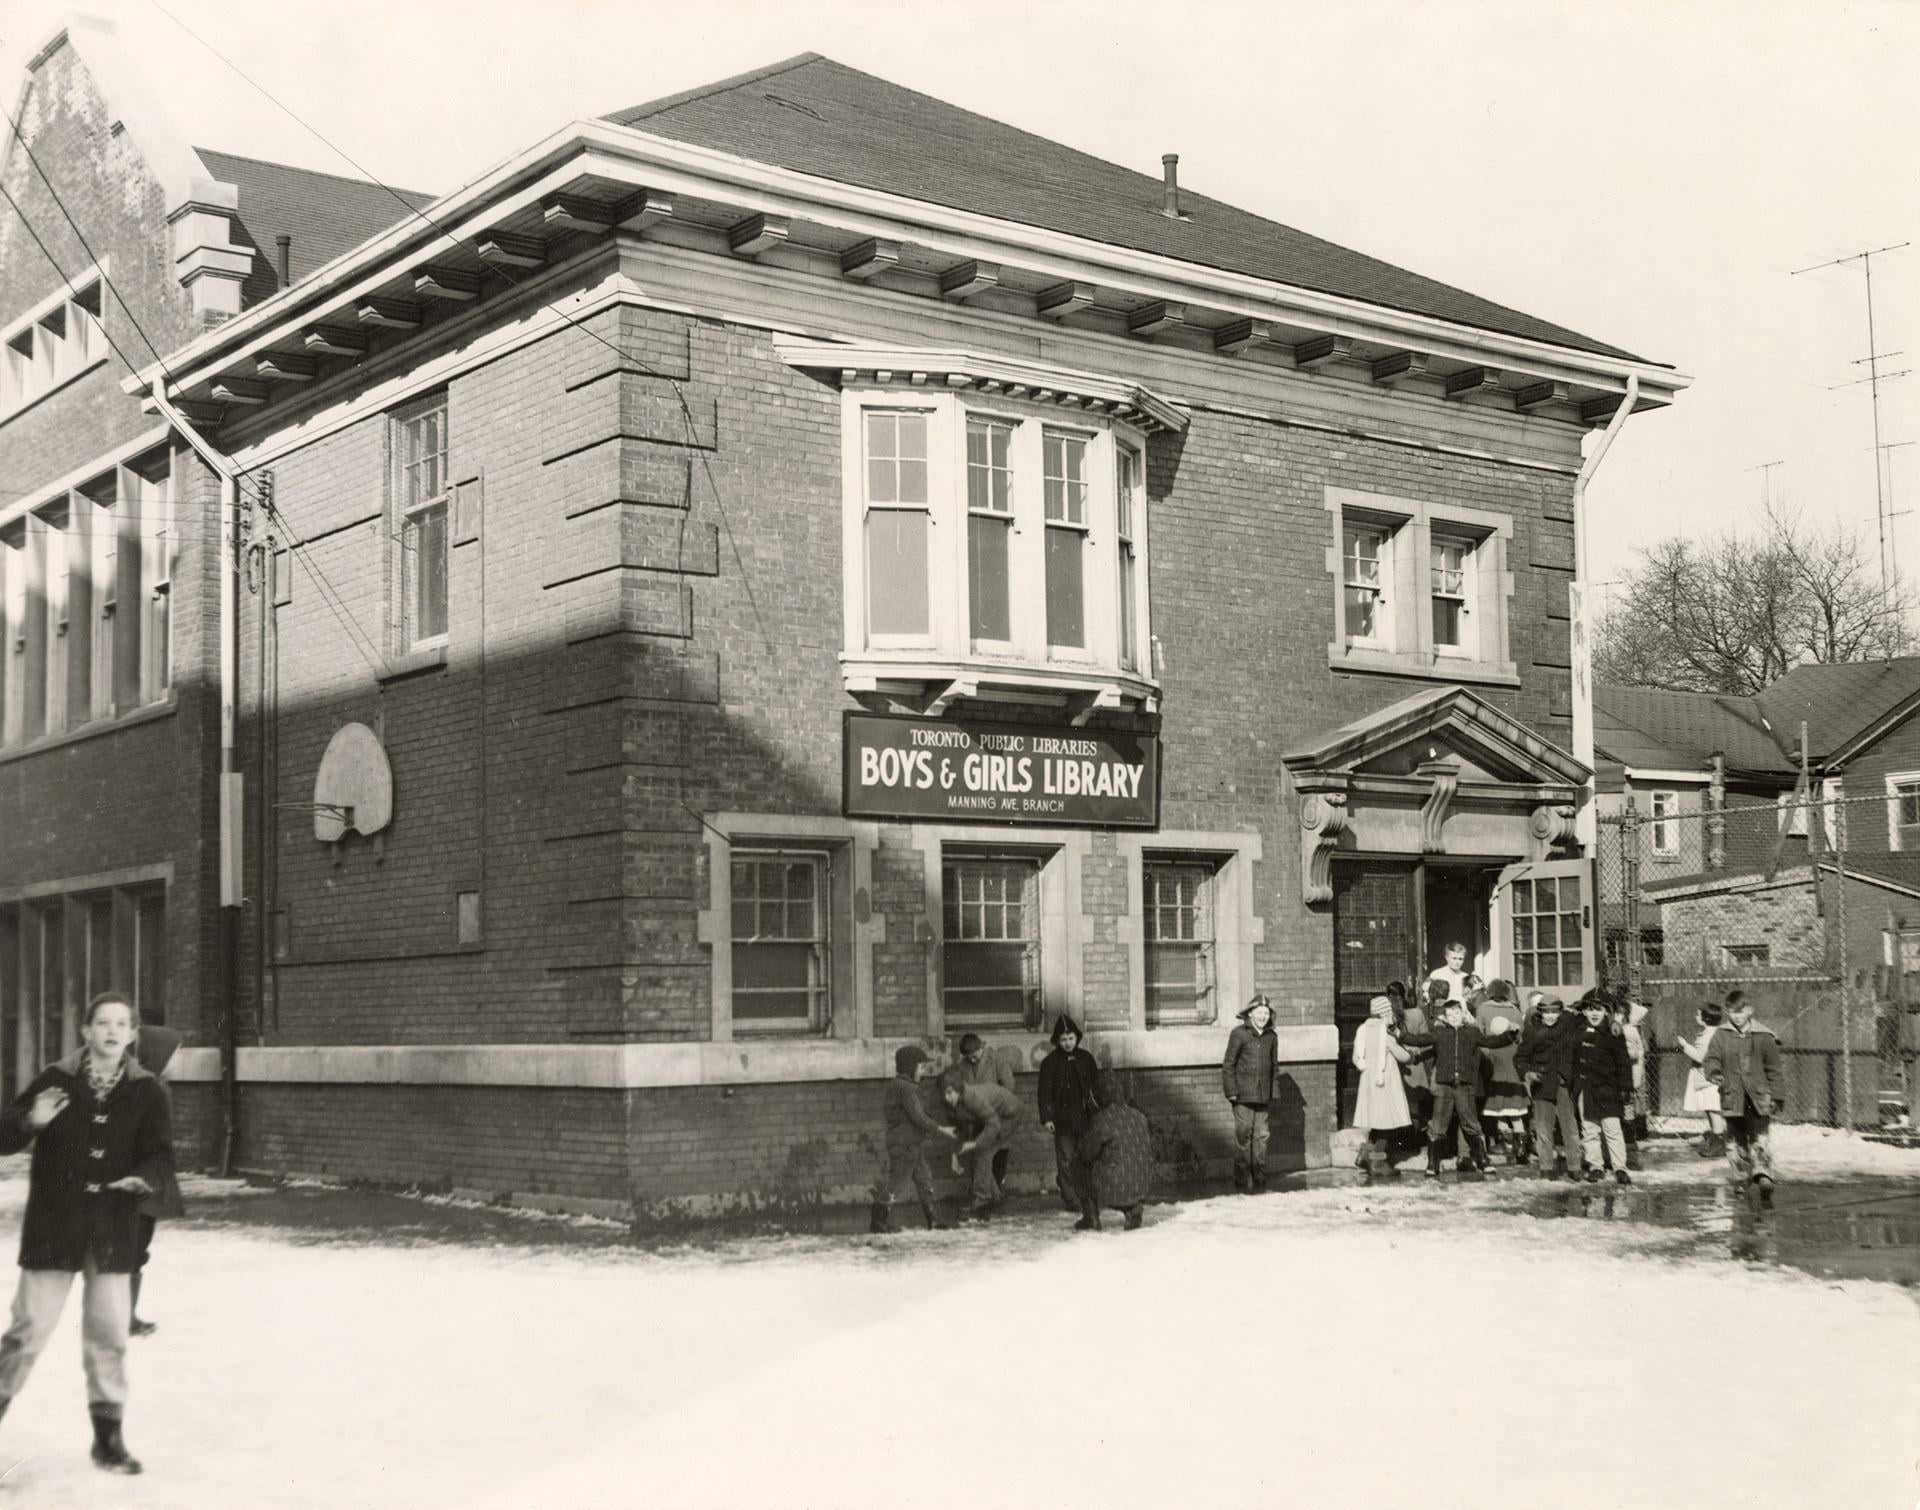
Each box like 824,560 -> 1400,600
276,234 -> 292,289
1161,154 -> 1181,218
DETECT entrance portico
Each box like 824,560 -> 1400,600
1282,688 -> 1596,1125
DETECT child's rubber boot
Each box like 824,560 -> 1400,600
868,1202 -> 897,1234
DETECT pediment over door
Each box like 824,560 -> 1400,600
1282,687 -> 1589,903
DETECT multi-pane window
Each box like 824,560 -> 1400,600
1723,943 -> 1770,969
966,417 -> 1014,644
0,279 -> 105,417
1343,525 -> 1387,642
43,505 -> 69,736
1509,873 -> 1585,988
1145,860 -> 1215,1025
139,464 -> 173,702
1043,431 -> 1089,650
943,856 -> 1041,1029
1648,790 -> 1679,856
1,529 -> 24,747
1890,777 -> 1920,852
864,411 -> 932,638
85,482 -> 116,721
1430,536 -> 1471,652
396,399 -> 449,648
730,851 -> 830,1034
1116,446 -> 1141,672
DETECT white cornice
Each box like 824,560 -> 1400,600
127,117 -> 1689,408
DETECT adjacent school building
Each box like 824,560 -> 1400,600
1,20 -> 1687,1217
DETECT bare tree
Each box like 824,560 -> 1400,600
1595,507 -> 1914,693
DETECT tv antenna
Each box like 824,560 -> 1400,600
1792,241 -> 1910,598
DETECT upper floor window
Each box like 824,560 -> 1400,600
1324,487 -> 1517,687
0,447 -> 176,753
0,276 -> 106,421
1648,790 -> 1679,856
830,368 -> 1167,711
393,397 -> 449,649
1890,773 -> 1920,852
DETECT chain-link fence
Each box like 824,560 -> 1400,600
1596,786 -> 1919,1139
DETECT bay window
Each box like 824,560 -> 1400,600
802,342 -> 1177,711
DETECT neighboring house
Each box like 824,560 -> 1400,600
1595,659 -> 1920,985
0,19 -> 432,1161
4,26 -> 1690,1214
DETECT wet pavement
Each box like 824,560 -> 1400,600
1491,1171 -> 1920,1286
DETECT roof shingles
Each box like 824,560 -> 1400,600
605,54 -> 1647,363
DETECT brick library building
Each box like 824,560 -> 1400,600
1,23 -> 1684,1218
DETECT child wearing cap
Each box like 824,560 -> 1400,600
1398,997 -> 1514,1179
1569,993 -> 1635,1185
869,1045 -> 956,1234
942,1072 -> 1026,1216
1222,995 -> 1280,1193
1702,990 -> 1784,1201
1350,996 -> 1412,1180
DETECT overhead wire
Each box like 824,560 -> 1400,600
142,0 -> 778,657
1,123 -> 390,678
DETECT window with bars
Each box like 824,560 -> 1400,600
864,410 -> 933,639
1509,873 -> 1585,989
730,851 -> 830,1034
943,855 -> 1042,1029
966,416 -> 1014,644
1343,525 -> 1388,643
1648,790 -> 1679,856
1145,859 -> 1216,1025
1116,445 -> 1141,672
1430,535 -> 1472,653
395,398 -> 450,649
1043,430 -> 1089,651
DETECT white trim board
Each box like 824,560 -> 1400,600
166,1027 -> 1337,1087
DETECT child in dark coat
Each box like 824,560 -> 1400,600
1037,1015 -> 1101,1215
1568,993 -> 1636,1185
1079,1072 -> 1153,1231
1703,991 -> 1786,1200
1399,996 -> 1515,1180
0,992 -> 172,1474
870,1046 -> 955,1233
1222,995 -> 1280,1192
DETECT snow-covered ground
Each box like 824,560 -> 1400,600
0,1132 -> 1913,1509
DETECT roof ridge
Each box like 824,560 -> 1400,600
609,52 -> 825,124
195,145 -> 433,202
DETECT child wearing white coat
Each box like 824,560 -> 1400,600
1351,996 -> 1412,1180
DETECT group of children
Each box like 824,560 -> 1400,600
1352,942 -> 1787,1201
870,1014 -> 1155,1235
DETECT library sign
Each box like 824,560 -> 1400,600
843,714 -> 1159,827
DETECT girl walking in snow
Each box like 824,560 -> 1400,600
1679,1003 -> 1727,1157
1350,996 -> 1412,1179
0,992 -> 173,1475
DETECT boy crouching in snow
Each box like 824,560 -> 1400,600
942,1072 -> 1024,1216
870,1046 -> 955,1233
1702,991 -> 1785,1202
1078,1072 -> 1153,1231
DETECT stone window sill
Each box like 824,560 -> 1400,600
377,643 -> 448,684
1327,644 -> 1520,689
0,694 -> 177,767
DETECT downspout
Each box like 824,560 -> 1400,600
134,384 -> 246,1176
1571,374 -> 1638,849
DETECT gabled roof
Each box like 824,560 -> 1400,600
605,54 -> 1645,364
1755,658 -> 1920,764
1597,658 -> 1920,778
1593,686 -> 1794,777
194,148 -> 436,308
1282,685 -> 1589,788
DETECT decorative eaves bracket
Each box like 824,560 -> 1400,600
1529,803 -> 1579,861
1416,756 -> 1461,852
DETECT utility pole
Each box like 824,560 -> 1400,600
1882,439 -> 1914,584
1792,242 -> 1910,601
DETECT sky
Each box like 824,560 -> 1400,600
4,0 -> 1917,604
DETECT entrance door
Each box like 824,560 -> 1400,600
1332,861 -> 1420,1127
1492,858 -> 1597,1000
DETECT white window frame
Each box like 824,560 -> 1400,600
728,848 -> 834,1037
139,463 -> 174,705
1143,855 -> 1219,1027
941,848 -> 1048,1032
0,269 -> 109,423
86,484 -> 116,722
1888,771 -> 1920,853
1648,790 -> 1679,856
1324,487 -> 1516,685
861,406 -> 940,649
392,395 -> 450,652
840,386 -> 1151,698
0,528 -> 24,747
1722,942 -> 1771,970
42,505 -> 68,737
1115,443 -> 1143,674
1429,531 -> 1478,659
1342,519 -> 1394,647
